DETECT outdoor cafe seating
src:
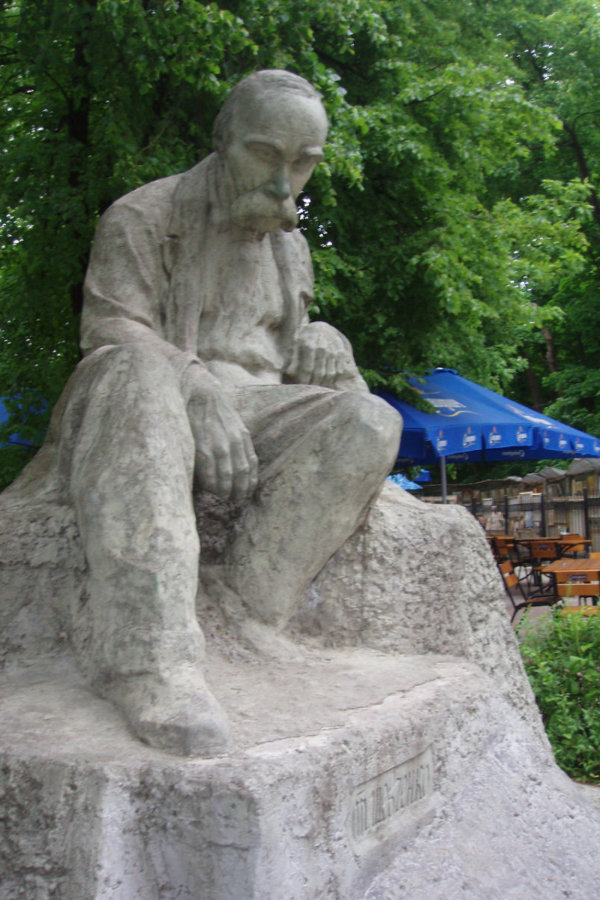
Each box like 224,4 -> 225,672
497,558 -> 558,623
539,555 -> 600,614
490,533 -> 597,622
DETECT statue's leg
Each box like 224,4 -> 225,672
220,386 -> 402,627
58,345 -> 230,756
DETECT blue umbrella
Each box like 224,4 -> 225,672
387,472 -> 423,491
414,468 -> 432,483
0,397 -> 46,448
380,368 -> 600,501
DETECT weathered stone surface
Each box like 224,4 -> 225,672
1,636 -> 600,900
2,68 -> 598,899
0,496 -> 84,663
0,69 -> 402,756
2,481 -> 600,898
364,718 -> 600,900
290,482 -> 543,736
1,482 -> 538,735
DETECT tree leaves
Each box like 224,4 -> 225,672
2,0 -> 600,489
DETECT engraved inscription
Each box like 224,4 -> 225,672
349,746 -> 434,844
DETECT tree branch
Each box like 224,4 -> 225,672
562,120 -> 600,229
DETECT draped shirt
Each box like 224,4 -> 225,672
81,154 -> 313,390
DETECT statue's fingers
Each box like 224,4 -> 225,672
285,346 -> 300,378
215,455 -> 234,499
229,433 -> 258,501
325,352 -> 337,380
311,346 -> 328,383
243,432 -> 259,493
297,344 -> 316,383
196,445 -> 219,496
230,464 -> 250,502
212,433 -> 237,499
335,349 -> 353,375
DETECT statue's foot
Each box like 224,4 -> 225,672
104,672 -> 232,757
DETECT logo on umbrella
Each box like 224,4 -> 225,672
488,425 -> 501,446
462,426 -> 476,449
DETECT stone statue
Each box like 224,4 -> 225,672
2,70 -> 402,756
7,69 -> 600,900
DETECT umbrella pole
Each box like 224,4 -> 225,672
441,457 -> 448,504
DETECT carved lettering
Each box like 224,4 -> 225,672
349,747 -> 434,844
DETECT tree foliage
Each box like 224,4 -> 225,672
1,0 -> 600,487
488,0 -> 600,432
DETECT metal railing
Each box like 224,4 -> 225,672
468,490 -> 600,552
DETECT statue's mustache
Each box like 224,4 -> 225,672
229,187 -> 298,232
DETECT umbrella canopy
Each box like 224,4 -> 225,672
387,472 -> 423,491
0,396 -> 46,448
414,468 -> 432,483
381,368 -> 600,466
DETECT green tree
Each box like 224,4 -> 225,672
0,0 -> 595,489
487,0 -> 600,433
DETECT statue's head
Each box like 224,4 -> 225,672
213,70 -> 328,233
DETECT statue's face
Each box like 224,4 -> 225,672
223,90 -> 327,233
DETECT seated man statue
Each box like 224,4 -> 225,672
6,70 -> 402,755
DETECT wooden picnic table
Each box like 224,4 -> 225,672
540,557 -> 600,577
514,536 -> 591,598
515,535 -> 591,561
539,556 -> 600,608
516,535 -> 591,551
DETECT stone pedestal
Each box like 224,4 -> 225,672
1,634 -> 600,900
2,484 -> 600,898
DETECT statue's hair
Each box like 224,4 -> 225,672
212,70 -> 324,152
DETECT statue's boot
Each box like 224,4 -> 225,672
102,667 -> 231,756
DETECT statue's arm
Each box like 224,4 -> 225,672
283,236 -> 369,393
286,321 -> 369,393
81,199 -> 197,378
81,198 -> 258,501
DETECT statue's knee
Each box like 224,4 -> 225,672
80,345 -> 184,421
67,345 -> 192,475
88,343 -> 176,385
335,392 -> 402,468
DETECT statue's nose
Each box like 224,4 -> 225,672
266,168 -> 291,201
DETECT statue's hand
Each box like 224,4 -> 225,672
286,322 -> 368,391
187,382 -> 258,502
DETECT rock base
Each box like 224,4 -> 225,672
1,633 -> 600,900
3,483 -> 600,898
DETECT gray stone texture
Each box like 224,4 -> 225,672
2,482 -> 600,898
1,70 -> 402,756
292,483 -> 544,737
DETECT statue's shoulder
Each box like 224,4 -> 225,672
105,173 -> 183,227
97,158 -> 212,242
104,157 -> 215,237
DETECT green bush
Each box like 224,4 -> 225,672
520,611 -> 600,783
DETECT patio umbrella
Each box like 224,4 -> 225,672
380,368 -> 600,501
387,472 -> 423,491
0,397 -> 46,448
414,468 -> 432,483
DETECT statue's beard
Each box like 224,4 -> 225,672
228,188 -> 298,233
